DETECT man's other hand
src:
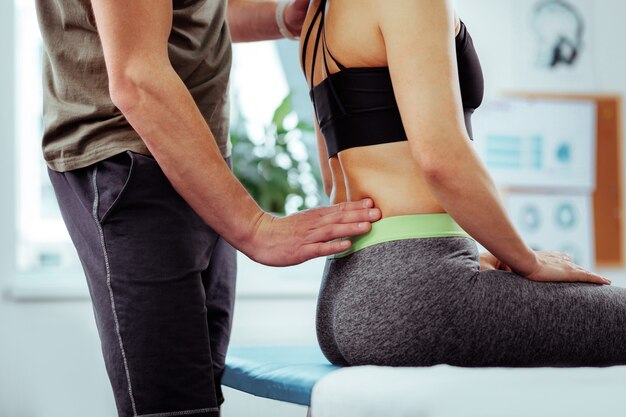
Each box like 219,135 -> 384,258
284,0 -> 310,37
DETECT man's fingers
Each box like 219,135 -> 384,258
306,221 -> 372,244
303,200 -> 381,229
315,198 -> 376,216
299,239 -> 352,260
319,239 -> 352,257
318,207 -> 381,226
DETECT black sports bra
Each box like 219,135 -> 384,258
302,0 -> 485,158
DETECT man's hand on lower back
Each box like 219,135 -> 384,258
245,198 -> 382,266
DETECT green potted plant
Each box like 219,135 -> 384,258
231,94 -> 325,215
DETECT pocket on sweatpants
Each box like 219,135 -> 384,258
95,151 -> 135,224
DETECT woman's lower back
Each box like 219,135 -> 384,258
331,141 -> 446,217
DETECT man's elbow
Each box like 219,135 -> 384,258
107,62 -> 165,114
108,72 -> 142,114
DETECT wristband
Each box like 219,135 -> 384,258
276,0 -> 299,40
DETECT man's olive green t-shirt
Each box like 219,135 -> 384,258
35,0 -> 232,172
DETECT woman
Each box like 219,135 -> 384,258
299,0 -> 626,367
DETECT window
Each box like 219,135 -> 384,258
15,0 -> 82,276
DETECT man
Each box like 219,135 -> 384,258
34,1 -> 381,416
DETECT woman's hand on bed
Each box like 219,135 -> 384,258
245,198 -> 382,266
522,251 -> 611,285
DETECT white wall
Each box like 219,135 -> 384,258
0,0 -> 18,414
3,2 -> 626,417
456,0 -> 626,95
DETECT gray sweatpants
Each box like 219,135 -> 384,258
317,237 -> 626,367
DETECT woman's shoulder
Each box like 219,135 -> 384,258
374,0 -> 457,34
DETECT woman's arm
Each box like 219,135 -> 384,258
378,0 -> 608,284
227,0 -> 309,42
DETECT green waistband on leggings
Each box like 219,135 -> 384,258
329,213 -> 473,259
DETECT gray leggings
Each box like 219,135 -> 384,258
317,237 -> 626,367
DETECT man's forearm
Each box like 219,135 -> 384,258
228,0 -> 297,42
111,63 -> 264,252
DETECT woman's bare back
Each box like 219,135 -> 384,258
300,0 -> 461,217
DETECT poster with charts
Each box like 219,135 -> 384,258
505,192 -> 594,270
472,98 -> 596,190
513,0 -> 596,90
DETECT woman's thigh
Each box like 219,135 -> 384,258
454,269 -> 626,367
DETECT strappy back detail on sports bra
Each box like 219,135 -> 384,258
301,0 -> 484,158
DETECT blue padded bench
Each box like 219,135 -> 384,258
223,346 -> 626,417
222,346 -> 340,406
